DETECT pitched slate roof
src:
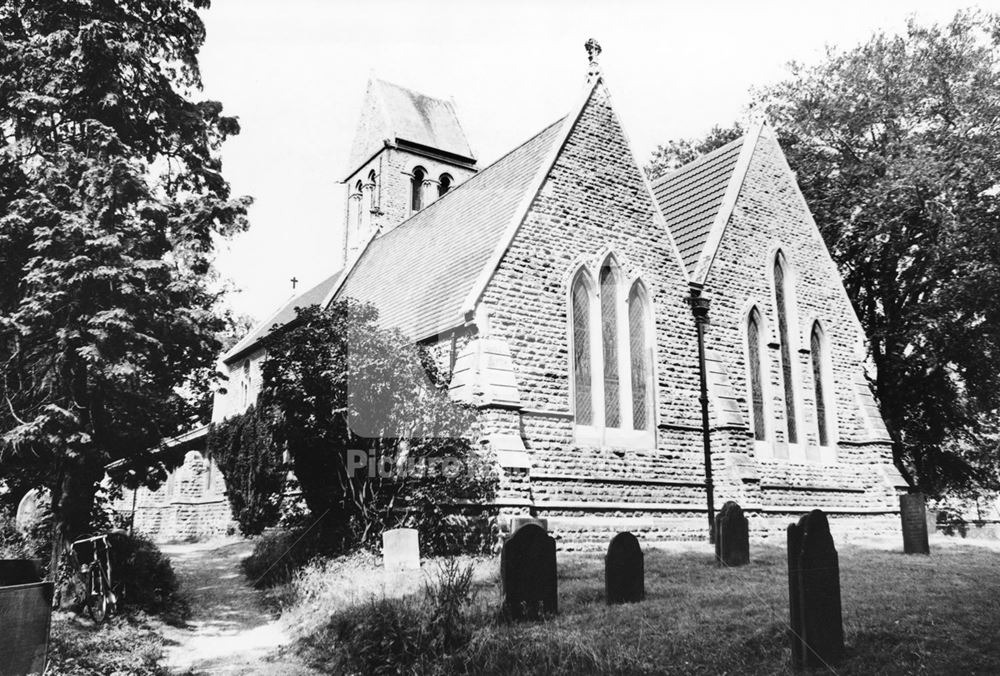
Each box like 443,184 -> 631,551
650,137 -> 745,276
347,78 -> 476,173
223,270 -> 342,364
335,118 -> 565,340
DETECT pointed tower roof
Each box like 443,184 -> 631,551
346,78 -> 476,177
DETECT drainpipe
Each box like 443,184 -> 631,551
687,285 -> 715,544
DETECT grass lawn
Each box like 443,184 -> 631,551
290,538 -> 1000,675
519,542 -> 1000,675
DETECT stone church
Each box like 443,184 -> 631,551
122,42 -> 907,542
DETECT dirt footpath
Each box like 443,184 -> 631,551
158,539 -> 319,676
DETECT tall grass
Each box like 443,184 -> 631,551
286,542 -> 1000,675
293,558 -> 480,675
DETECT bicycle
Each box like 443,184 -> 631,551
68,532 -> 123,623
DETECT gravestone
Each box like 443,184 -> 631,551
501,523 -> 557,620
714,501 -> 750,567
787,510 -> 844,669
0,581 -> 53,675
605,532 -> 644,604
510,516 -> 548,533
0,560 -> 42,586
15,489 -> 48,533
899,493 -> 930,555
382,528 -> 420,571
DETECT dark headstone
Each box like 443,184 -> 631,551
714,501 -> 750,567
0,581 -> 53,675
605,532 -> 644,604
0,560 -> 42,586
900,493 -> 930,555
787,510 -> 844,669
501,523 -> 557,621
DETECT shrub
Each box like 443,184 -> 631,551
110,534 -> 189,624
416,509 -> 500,557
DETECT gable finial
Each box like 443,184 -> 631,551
585,38 -> 602,83
744,100 -> 770,128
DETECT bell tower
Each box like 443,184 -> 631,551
341,78 -> 478,265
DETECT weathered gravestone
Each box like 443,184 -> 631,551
15,489 -> 48,533
0,581 -> 53,676
899,493 -> 930,555
714,501 -> 750,567
382,528 -> 420,571
510,516 -> 548,533
787,510 -> 844,669
605,532 -> 644,604
501,523 -> 557,620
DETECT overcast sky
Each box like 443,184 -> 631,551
199,0 -> 987,323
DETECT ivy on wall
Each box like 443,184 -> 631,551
207,404 -> 286,535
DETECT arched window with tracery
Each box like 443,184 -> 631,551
571,272 -> 593,426
628,283 -> 651,431
811,322 -> 830,447
600,262 -> 621,428
747,307 -> 767,441
410,166 -> 426,212
569,260 -> 655,442
774,252 -> 798,443
438,173 -> 453,197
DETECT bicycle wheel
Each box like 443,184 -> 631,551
87,565 -> 108,624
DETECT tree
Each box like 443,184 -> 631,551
0,0 -> 250,547
257,301 -> 496,553
649,10 -> 1000,496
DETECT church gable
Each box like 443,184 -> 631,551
702,126 -> 891,458
478,78 -> 700,440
